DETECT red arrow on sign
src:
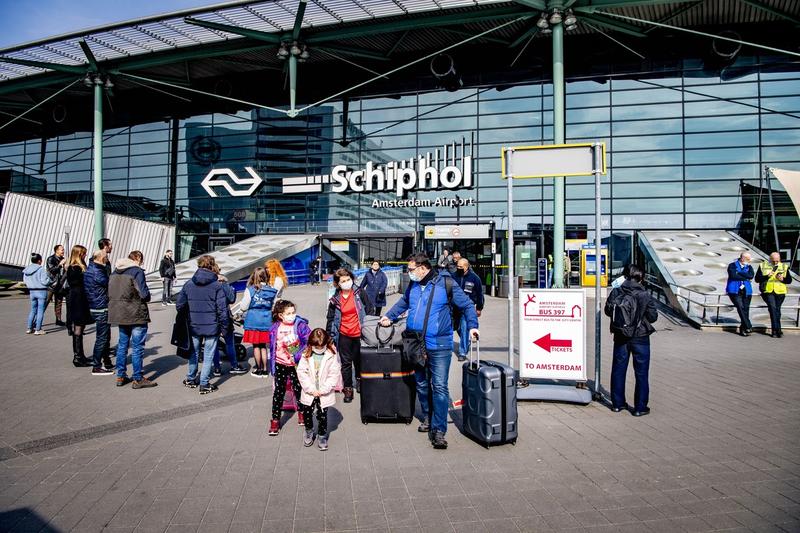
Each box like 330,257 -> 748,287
533,333 -> 572,352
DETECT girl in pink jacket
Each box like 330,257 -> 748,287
296,328 -> 342,451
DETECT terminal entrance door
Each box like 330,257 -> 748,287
422,223 -> 495,288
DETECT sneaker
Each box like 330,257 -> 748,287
418,419 -> 430,433
257,369 -> 268,378
92,366 -> 113,376
318,435 -> 328,451
199,384 -> 218,395
116,376 -> 130,387
268,419 -> 280,436
297,412 -> 305,426
431,431 -> 448,450
132,378 -> 158,389
182,379 -> 198,389
167,302 -> 175,306
457,355 -> 467,362
25,329 -> 33,334
33,330 -> 46,335
213,367 -> 222,377
55,320 -> 66,327
250,367 -> 261,377
161,302 -> 167,307
303,429 -> 315,447
229,365 -> 248,375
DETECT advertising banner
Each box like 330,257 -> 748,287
519,289 -> 586,380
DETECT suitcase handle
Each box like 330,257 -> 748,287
468,338 -> 480,368
375,323 -> 395,347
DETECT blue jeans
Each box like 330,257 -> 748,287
27,290 -> 47,331
415,347 -> 452,435
116,325 -> 148,381
188,335 -> 217,387
90,310 -> 111,368
213,328 -> 237,369
610,336 -> 651,412
454,315 -> 470,358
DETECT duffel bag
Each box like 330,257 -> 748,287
361,315 -> 406,347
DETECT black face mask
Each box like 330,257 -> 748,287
457,268 -> 466,274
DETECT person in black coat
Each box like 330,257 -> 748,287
360,261 -> 388,316
65,245 -> 94,367
603,264 -> 658,417
46,244 -> 67,326
453,258 -> 484,361
176,255 -> 229,394
159,250 -> 177,305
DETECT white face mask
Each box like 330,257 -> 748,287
340,280 -> 353,291
282,313 -> 296,324
372,265 -> 379,271
311,347 -> 326,355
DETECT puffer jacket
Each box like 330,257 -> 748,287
386,272 -> 478,351
84,261 -> 109,310
325,288 -> 373,345
176,268 -> 229,337
296,349 -> 342,409
109,258 -> 151,326
604,279 -> 658,339
23,263 -> 50,291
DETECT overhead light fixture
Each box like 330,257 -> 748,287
536,13 -> 549,29
290,42 -> 301,56
565,23 -> 577,31
83,74 -> 94,88
103,77 -> 114,89
277,43 -> 289,59
299,45 -> 310,60
548,8 -> 562,25
564,9 -> 577,26
541,27 -> 552,34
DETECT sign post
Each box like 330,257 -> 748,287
501,143 -> 606,404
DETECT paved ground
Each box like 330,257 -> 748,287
0,283 -> 798,533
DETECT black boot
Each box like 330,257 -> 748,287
72,335 -> 91,367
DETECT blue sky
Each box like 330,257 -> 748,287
0,0 -> 217,49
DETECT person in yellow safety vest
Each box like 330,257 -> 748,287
755,252 -> 793,338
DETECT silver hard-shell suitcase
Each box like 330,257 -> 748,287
461,341 -> 518,447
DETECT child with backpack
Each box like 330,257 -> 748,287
296,328 -> 342,450
268,299 -> 311,436
241,267 -> 278,377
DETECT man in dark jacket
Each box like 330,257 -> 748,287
109,250 -> 156,389
381,253 -> 479,450
85,250 -> 113,375
99,238 -> 113,276
453,258 -> 484,361
603,264 -> 658,416
360,261 -> 388,316
176,255 -> 229,394
725,252 -> 754,336
46,244 -> 66,326
159,250 -> 177,306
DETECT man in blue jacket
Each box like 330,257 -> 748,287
176,255 -> 229,394
84,250 -> 113,375
453,258 -> 484,362
381,253 -> 479,450
725,252 -> 754,336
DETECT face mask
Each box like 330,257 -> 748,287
282,313 -> 296,324
372,266 -> 379,271
260,281 -> 267,287
408,271 -> 420,282
340,280 -> 353,291
312,347 -> 326,355
457,268 -> 466,274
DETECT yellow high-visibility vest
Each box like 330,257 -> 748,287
760,260 -> 788,295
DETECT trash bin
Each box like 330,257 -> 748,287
498,275 -> 522,298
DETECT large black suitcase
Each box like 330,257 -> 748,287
461,341 -> 518,447
360,345 -> 416,424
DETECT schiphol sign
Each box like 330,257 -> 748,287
200,140 -> 476,208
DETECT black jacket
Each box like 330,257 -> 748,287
604,279 -> 658,339
46,254 -> 65,291
159,256 -> 176,279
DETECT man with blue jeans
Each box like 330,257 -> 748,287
453,258 -> 484,362
177,255 -> 229,394
109,251 -> 157,389
381,253 -> 479,450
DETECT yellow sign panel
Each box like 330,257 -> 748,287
501,142 -> 607,179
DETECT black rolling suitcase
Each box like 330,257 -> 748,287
359,344 -> 416,424
461,341 -> 518,447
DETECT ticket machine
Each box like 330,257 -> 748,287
580,246 -> 608,287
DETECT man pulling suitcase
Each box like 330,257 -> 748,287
381,253 -> 479,450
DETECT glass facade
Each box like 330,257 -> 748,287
1,54 -> 798,264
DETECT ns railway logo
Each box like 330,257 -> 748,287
200,140 -> 474,199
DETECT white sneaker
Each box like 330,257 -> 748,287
25,329 -> 33,334
33,330 -> 46,335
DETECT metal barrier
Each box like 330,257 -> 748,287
326,266 -> 404,299
645,273 -> 800,327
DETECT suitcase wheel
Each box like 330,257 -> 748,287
235,344 -> 247,362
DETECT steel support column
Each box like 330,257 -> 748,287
93,78 -> 104,241
289,54 -> 298,117
551,15 -> 565,288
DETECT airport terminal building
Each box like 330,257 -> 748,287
0,0 -> 798,289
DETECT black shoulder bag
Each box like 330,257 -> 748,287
401,282 -> 437,368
